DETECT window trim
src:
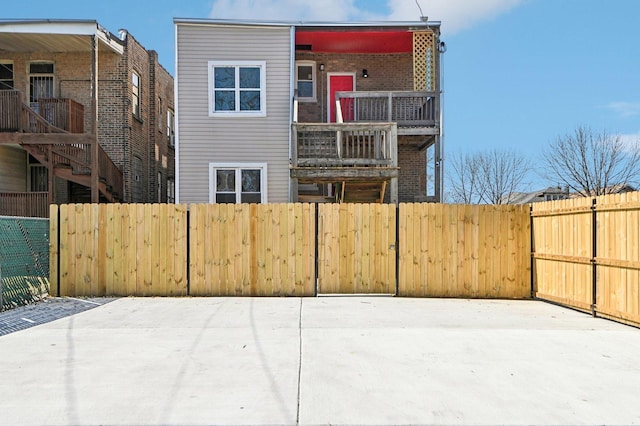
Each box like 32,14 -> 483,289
208,61 -> 267,117
28,61 -> 55,105
208,162 -> 268,204
294,60 -> 317,102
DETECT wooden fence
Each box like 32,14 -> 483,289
318,203 -> 396,294
189,203 -> 316,296
532,192 -> 640,327
399,203 -> 531,298
50,202 -> 531,299
50,203 -> 188,297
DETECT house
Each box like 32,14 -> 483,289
504,186 -> 570,204
0,19 -> 175,217
505,184 -> 636,204
174,18 -> 444,204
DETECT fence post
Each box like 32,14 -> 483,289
314,204 -> 319,297
186,206 -> 190,296
591,198 -> 597,317
395,204 -> 400,296
530,204 -> 535,299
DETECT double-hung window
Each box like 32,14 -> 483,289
132,71 -> 141,119
167,109 -> 175,147
208,61 -> 266,117
209,163 -> 267,204
295,61 -> 316,102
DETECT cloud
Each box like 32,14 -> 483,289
386,0 -> 526,34
606,102 -> 640,118
208,0 -> 526,34
618,131 -> 640,151
209,0 -> 367,21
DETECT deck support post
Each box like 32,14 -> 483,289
90,35 -> 99,204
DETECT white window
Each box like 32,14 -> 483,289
209,163 -> 267,204
208,61 -> 266,117
295,60 -> 316,102
132,71 -> 140,118
28,62 -> 54,110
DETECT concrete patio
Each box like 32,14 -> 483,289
0,297 -> 639,425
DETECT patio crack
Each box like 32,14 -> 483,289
296,297 -> 303,425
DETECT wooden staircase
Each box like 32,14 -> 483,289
339,181 -> 387,203
0,90 -> 123,202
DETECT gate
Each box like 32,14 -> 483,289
317,203 -> 396,294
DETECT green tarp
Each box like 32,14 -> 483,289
0,216 -> 50,310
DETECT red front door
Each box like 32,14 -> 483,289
328,74 -> 355,122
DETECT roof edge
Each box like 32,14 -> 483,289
173,17 -> 440,28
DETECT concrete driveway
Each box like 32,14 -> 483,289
1,297 -> 639,425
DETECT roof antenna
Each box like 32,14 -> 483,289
415,0 -> 428,22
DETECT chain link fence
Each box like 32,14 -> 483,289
0,216 -> 50,311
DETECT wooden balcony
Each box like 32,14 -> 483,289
0,90 -> 123,203
336,91 -> 439,135
292,121 -> 398,174
0,192 -> 49,218
0,91 -> 84,134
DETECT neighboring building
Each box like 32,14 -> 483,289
569,184 -> 636,198
505,187 -> 570,204
0,19 -> 175,217
504,184 -> 637,204
174,18 -> 444,204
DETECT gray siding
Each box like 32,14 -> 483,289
0,146 -> 27,192
176,23 -> 292,203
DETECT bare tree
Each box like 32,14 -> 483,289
447,150 -> 530,204
543,126 -> 640,196
477,150 -> 531,204
447,152 -> 483,203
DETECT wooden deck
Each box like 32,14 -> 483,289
291,122 -> 398,179
291,121 -> 399,203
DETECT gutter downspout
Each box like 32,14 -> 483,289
288,25 -> 296,202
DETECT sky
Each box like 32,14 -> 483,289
4,0 -> 639,190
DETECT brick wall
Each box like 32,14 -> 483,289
148,50 -> 175,203
398,137 -> 427,202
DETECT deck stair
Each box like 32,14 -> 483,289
0,90 -> 122,202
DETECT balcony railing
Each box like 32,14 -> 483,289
0,90 -> 21,132
336,91 -> 438,128
292,122 -> 397,168
0,91 -> 84,133
0,192 -> 49,218
98,143 -> 123,198
39,98 -> 84,133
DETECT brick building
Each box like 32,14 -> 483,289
0,19 -> 175,216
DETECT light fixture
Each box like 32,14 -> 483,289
319,63 -> 325,71
362,69 -> 368,78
